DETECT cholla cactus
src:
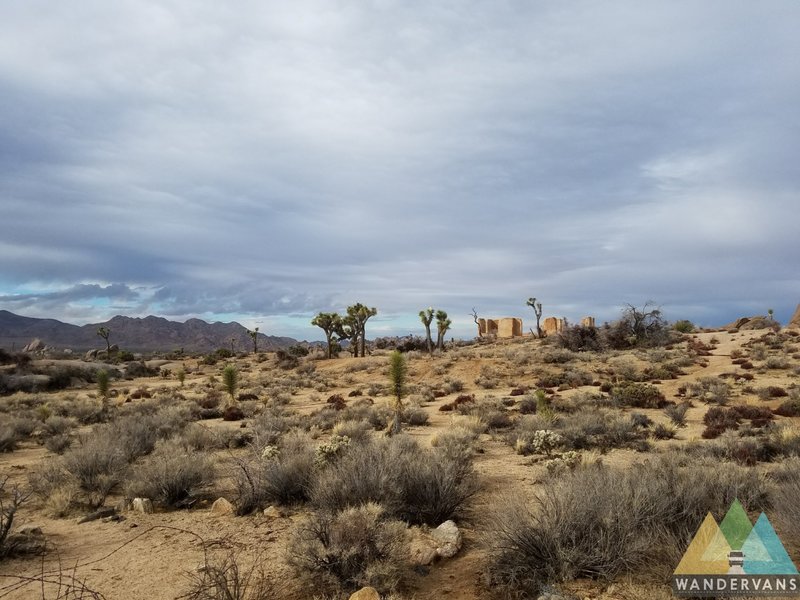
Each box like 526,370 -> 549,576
261,445 -> 280,460
531,430 -> 564,455
544,450 -> 582,473
314,435 -> 351,467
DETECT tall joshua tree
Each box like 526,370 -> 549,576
96,326 -> 111,355
387,350 -> 407,435
419,308 -> 435,355
311,312 -> 342,359
347,303 -> 377,358
337,314 -> 361,357
436,310 -> 452,351
247,327 -> 259,354
526,297 -> 543,338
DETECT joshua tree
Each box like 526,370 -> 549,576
346,303 -> 378,358
526,298 -> 543,338
419,308 -> 435,355
229,337 -> 236,355
96,369 -> 110,411
222,364 -> 238,406
436,310 -> 451,351
311,312 -> 342,359
96,326 -> 111,355
337,314 -> 360,357
387,350 -> 407,435
768,308 -> 775,321
176,367 -> 186,387
247,327 -> 259,354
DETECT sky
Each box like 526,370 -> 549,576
1,1 -> 799,341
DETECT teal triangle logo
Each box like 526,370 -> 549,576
742,513 -> 799,575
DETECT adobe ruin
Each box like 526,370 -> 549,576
478,317 -> 523,338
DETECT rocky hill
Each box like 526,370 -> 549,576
0,310 -> 297,353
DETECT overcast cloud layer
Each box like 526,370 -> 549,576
1,1 -> 799,340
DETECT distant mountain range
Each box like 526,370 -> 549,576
0,310 -> 298,353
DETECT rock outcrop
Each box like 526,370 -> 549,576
788,304 -> 800,329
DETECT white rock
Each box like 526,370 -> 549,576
431,520 -> 462,559
131,498 -> 154,514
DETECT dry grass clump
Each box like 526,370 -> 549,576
232,432 -> 316,515
182,550 -> 282,600
311,435 -> 477,526
483,456 -> 768,597
286,503 -> 409,595
125,440 -> 216,507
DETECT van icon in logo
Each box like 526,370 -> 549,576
673,499 -> 799,596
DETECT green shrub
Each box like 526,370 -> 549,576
673,320 -> 695,333
610,383 -> 667,408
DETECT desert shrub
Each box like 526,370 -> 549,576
601,303 -> 673,349
730,405 -> 774,422
126,441 -> 215,507
475,365 -> 500,389
673,320 -> 695,333
540,348 -> 578,364
518,396 -> 538,414
610,383 -> 667,408
233,433 -> 316,514
286,503 -> 409,594
483,456 -> 768,596
749,343 -> 768,361
443,379 -> 464,394
326,394 -> 347,410
0,426 -> 19,452
771,459 -> 800,548
430,426 -> 480,460
183,550 -> 281,600
41,415 -> 74,438
331,420 -> 373,444
557,410 -> 649,452
401,405 -> 429,426
10,417 -> 37,438
608,356 -> 640,382
556,325 -> 603,352
62,437 -> 128,507
765,356 -> 790,369
664,402 -> 690,427
311,435 -> 477,526
339,404 -> 392,431
125,361 -> 160,378
652,423 -> 676,440
561,368 -> 594,388
629,412 -> 653,429
774,398 -> 800,417
250,410 -> 293,449
44,434 -> 72,454
702,407 -> 741,439
756,386 -> 788,400
480,408 -> 513,430
687,377 -> 732,405
223,405 -> 246,421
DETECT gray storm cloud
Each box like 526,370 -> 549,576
1,1 -> 798,338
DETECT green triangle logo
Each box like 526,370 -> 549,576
718,498 -> 752,551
